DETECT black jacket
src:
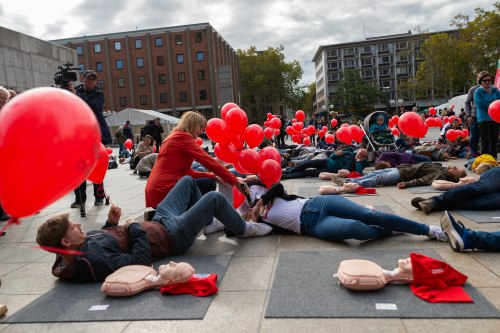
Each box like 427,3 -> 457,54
75,85 -> 113,145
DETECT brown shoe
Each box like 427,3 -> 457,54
419,199 -> 437,215
410,197 -> 426,209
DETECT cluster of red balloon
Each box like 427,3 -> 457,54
206,103 -> 282,189
425,117 -> 443,128
0,87 -> 102,223
285,110 -> 313,144
446,129 -> 468,142
489,100 -> 500,123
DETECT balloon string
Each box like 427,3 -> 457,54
31,245 -> 85,255
0,217 -> 21,234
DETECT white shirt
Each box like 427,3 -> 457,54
261,198 -> 308,234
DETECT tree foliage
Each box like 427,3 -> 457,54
332,69 -> 383,113
238,45 -> 303,123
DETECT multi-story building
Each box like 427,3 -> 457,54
51,23 -> 240,118
312,30 -> 459,115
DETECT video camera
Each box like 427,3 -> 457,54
53,63 -> 80,88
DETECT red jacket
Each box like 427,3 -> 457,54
145,130 -> 238,208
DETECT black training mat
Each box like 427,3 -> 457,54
265,249 -> 499,318
297,186 -> 379,198
4,254 -> 232,323
407,186 -> 446,194
454,210 -> 500,224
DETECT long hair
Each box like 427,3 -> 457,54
174,111 -> 207,135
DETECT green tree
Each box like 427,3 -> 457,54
238,45 -> 303,123
332,69 -> 383,114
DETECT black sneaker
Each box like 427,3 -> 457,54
440,211 -> 466,252
410,197 -> 426,209
70,202 -> 82,208
94,198 -> 104,206
0,213 -> 11,221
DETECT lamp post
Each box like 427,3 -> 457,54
397,98 -> 404,115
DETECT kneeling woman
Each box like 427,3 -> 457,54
247,182 -> 446,242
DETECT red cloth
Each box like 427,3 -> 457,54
354,186 -> 377,194
160,273 -> 218,297
145,131 -> 238,208
409,252 -> 473,303
347,171 -> 362,178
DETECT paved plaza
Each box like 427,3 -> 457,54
1,130 -> 499,332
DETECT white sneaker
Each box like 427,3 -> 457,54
240,222 -> 273,238
203,218 -> 225,234
428,225 -> 448,242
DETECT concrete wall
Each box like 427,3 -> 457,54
0,27 -> 78,91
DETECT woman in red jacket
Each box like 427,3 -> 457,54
145,111 -> 248,209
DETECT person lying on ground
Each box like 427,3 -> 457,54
36,176 -> 272,282
373,152 -> 431,170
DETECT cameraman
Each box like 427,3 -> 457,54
69,70 -> 113,207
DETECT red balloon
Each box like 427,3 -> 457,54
225,108 -> 248,135
87,143 -> 109,184
330,118 -> 338,127
448,115 -> 456,123
391,128 -> 400,136
462,128 -> 469,137
233,160 -> 251,175
124,138 -> 133,149
264,120 -> 270,127
325,133 -> 335,144
232,185 -> 245,209
307,125 -> 316,135
269,117 -> 282,129
274,129 -> 280,136
263,127 -> 274,139
267,113 -> 273,119
391,115 -> 399,127
214,143 -> 239,163
349,125 -> 364,143
446,129 -> 459,142
429,107 -> 437,115
238,149 -> 261,175
106,147 -> 113,155
295,110 -> 306,122
318,130 -> 326,138
221,102 -> 239,120
321,126 -> 328,132
292,122 -> 302,132
0,87 -> 100,218
245,124 -> 264,148
398,112 -> 428,138
258,159 -> 282,188
259,146 -> 281,164
195,137 -> 203,146
442,116 -> 449,124
206,118 -> 230,144
488,100 -> 500,123
291,118 -> 297,124
336,127 -> 352,144
303,137 -> 311,146
286,126 -> 294,135
231,133 -> 245,150
340,123 -> 349,128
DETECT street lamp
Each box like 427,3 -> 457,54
397,98 -> 404,115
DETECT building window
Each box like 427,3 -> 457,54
178,72 -> 185,82
362,70 -> 374,78
155,37 -> 163,47
198,70 -> 205,80
117,78 -> 125,87
396,66 -> 409,75
344,47 -> 356,56
135,39 -> 142,49
196,52 -> 204,62
327,49 -> 338,57
195,32 -> 203,43
119,97 -> 127,106
344,59 -> 357,68
157,55 -> 164,66
378,56 -> 391,64
176,54 -> 184,64
140,95 -> 148,105
158,74 -> 166,84
179,91 -> 187,102
116,59 -> 124,69
159,93 -> 168,103
96,62 -> 103,72
379,68 -> 391,76
97,80 -> 105,90
114,41 -> 122,51
174,34 -> 183,45
94,44 -> 101,53
199,90 -> 207,100
327,61 -> 339,70
138,76 -> 146,86
75,46 -> 83,55
136,58 -> 144,68
361,46 -> 372,54
361,58 -> 372,66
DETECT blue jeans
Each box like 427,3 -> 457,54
153,176 -> 246,253
432,166 -> 500,210
346,168 -> 400,187
467,230 -> 500,251
299,196 -> 429,241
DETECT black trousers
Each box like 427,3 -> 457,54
479,121 -> 499,158
74,182 -> 105,204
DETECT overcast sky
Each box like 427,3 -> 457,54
1,0 -> 495,84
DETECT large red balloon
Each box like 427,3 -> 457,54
269,117 -> 282,129
336,127 -> 352,144
214,143 -> 239,164
233,160 -> 251,175
124,138 -> 133,149
206,118 -> 230,145
259,146 -> 281,164
238,149 -> 261,175
87,143 -> 109,184
263,127 -> 274,139
446,129 -> 459,142
258,159 -> 282,188
221,102 -> 239,120
225,108 -> 248,135
349,125 -> 364,143
325,133 -> 335,144
232,185 -> 245,209
0,87 -> 100,218
244,124 -> 264,148
398,111 -> 428,138
488,100 -> 500,123
295,110 -> 306,122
